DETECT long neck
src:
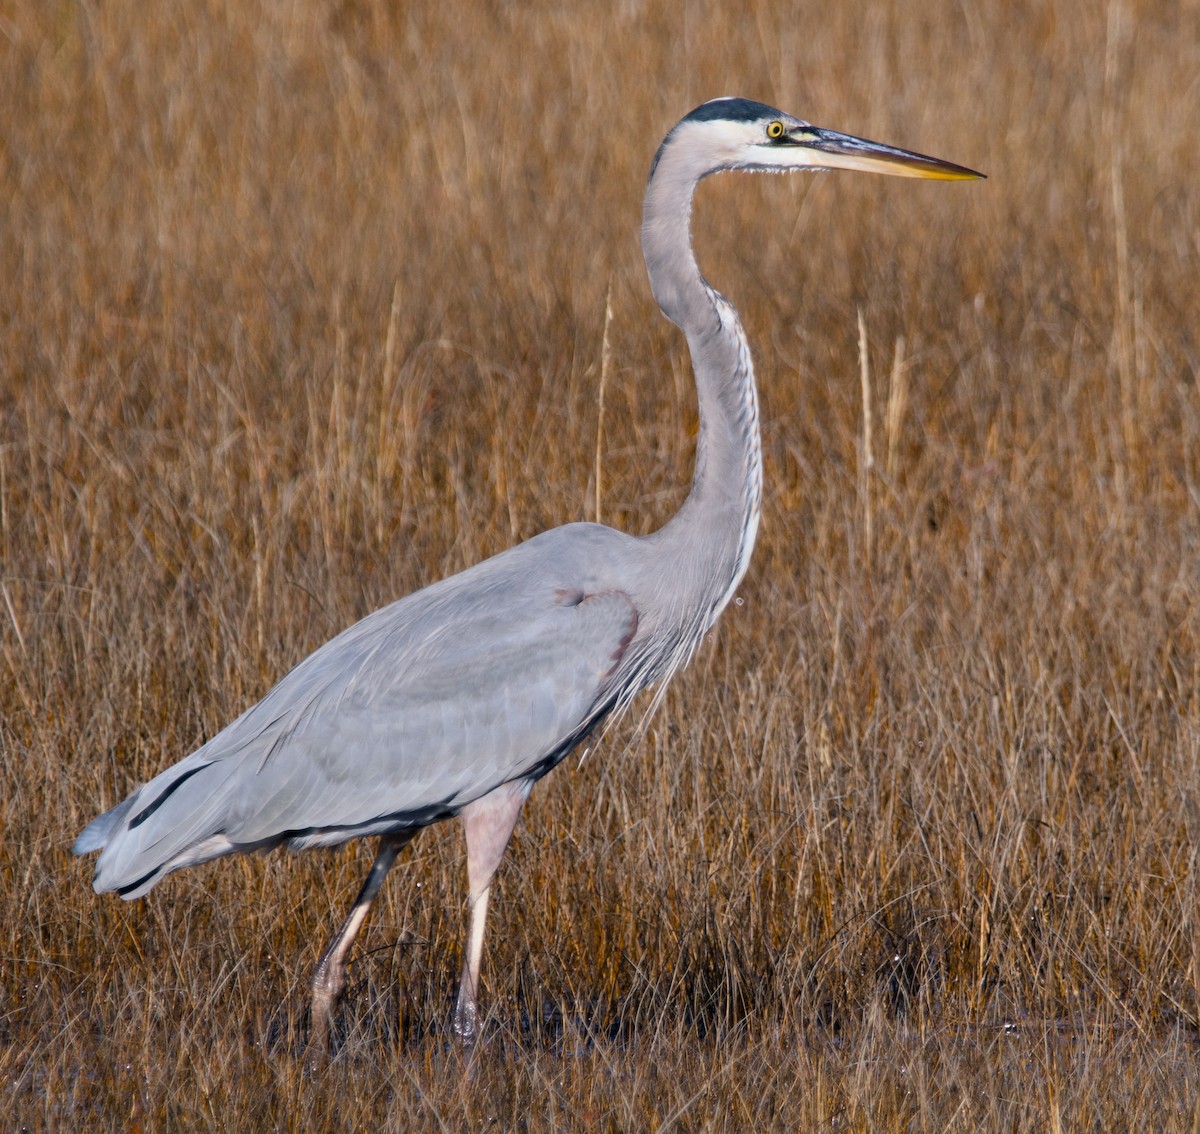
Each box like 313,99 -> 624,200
640,152 -> 763,630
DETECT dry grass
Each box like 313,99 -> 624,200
3,0 -> 1200,1128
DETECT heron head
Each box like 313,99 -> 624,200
653,97 -> 984,183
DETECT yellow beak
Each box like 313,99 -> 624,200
792,127 -> 984,181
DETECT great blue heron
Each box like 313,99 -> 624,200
74,98 -> 981,1058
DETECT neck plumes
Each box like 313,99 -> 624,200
640,143 -> 763,631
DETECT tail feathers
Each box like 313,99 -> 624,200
72,796 -> 136,856
74,756 -> 245,899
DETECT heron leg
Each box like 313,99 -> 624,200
305,830 -> 416,1067
453,782 -> 528,1045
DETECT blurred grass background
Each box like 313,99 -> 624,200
3,0 -> 1200,1128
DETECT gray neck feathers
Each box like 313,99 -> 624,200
639,132 -> 764,644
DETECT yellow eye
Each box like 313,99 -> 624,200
766,120 -> 785,139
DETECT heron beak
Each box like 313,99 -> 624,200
791,127 -> 984,181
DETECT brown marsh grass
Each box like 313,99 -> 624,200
3,0 -> 1200,1128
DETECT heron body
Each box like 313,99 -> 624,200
77,521 -> 727,891
75,97 -> 981,1056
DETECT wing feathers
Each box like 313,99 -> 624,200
76,562 -> 640,898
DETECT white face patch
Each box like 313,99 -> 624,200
662,115 -> 826,182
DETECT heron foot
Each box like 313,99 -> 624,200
303,954 -> 348,1069
453,988 -> 479,1047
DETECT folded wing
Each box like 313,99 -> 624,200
76,565 -> 639,898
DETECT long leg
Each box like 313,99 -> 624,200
305,830 -> 417,1067
453,782 -> 529,1044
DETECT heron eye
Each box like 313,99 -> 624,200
766,120 -> 785,140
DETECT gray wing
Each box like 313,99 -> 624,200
76,543 -> 639,898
